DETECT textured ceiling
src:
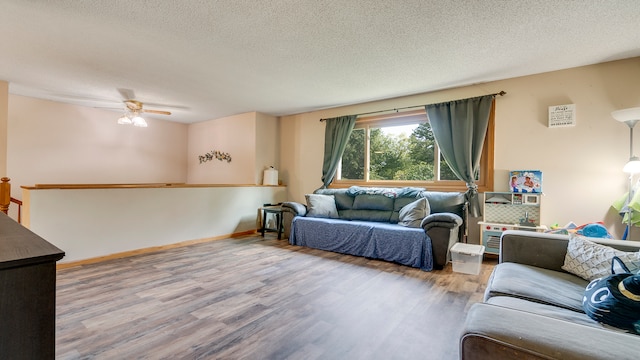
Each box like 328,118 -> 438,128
1,0 -> 639,124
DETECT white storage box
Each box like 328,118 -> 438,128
450,243 -> 485,275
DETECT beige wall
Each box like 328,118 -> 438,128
255,112 -> 280,185
187,112 -> 256,184
5,95 -> 279,191
0,81 -> 7,176
280,57 -> 640,240
187,111 -> 280,185
7,95 -> 188,193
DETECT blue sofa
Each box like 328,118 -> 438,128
282,187 -> 467,270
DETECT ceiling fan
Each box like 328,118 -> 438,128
34,88 -> 180,127
118,99 -> 172,127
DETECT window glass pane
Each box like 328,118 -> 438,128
370,128 -> 402,180
340,128 -> 365,180
438,153 -> 480,181
439,153 -> 458,180
369,123 -> 436,181
402,122 -> 435,181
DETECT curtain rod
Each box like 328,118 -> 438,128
319,90 -> 506,122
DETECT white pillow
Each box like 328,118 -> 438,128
561,233 -> 640,281
305,194 -> 339,218
398,198 -> 429,228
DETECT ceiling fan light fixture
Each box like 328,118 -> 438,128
132,115 -> 147,127
117,114 -> 132,125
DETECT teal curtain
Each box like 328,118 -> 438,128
426,95 -> 494,217
321,115 -> 357,188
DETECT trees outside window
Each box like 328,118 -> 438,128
335,110 -> 493,192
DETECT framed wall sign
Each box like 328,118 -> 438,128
548,104 -> 576,128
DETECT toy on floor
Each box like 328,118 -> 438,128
546,222 -> 612,238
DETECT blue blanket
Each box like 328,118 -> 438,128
289,217 -> 433,271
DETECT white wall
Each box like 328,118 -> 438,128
280,57 -> 640,240
7,95 -> 188,192
24,185 -> 287,263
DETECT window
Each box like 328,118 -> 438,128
335,109 -> 494,192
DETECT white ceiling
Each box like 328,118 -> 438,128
1,1 -> 639,124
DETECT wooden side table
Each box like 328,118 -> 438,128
261,204 -> 283,239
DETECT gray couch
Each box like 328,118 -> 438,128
282,187 -> 467,269
461,230 -> 640,360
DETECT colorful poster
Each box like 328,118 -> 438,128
510,170 -> 542,193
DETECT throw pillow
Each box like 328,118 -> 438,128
398,198 -> 430,228
305,194 -> 339,218
582,258 -> 640,334
562,234 -> 640,281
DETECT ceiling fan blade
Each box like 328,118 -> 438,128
142,109 -> 171,115
117,88 -> 136,101
143,102 -> 190,110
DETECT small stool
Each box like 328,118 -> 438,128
260,204 -> 283,239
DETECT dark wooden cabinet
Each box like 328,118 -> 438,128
0,213 -> 65,359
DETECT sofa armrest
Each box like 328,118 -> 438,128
461,303 -> 640,360
281,202 -> 306,239
420,212 -> 463,230
282,201 -> 307,217
421,213 -> 463,269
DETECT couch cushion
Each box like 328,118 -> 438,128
486,296 -> 603,329
333,192 -> 354,210
305,194 -> 339,218
391,196 -> 420,223
339,209 -> 393,223
562,233 -> 640,281
485,262 -> 588,312
394,197 -> 417,211
462,303 -> 640,360
398,198 -> 429,228
314,188 -> 354,210
353,194 -> 394,211
423,191 -> 465,217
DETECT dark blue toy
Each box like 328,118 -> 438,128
583,256 -> 640,334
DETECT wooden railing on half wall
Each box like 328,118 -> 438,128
0,177 -> 9,214
0,177 -> 22,223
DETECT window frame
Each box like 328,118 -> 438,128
332,105 -> 495,192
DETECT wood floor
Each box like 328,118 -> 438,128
55,234 -> 496,360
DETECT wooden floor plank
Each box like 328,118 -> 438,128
56,234 -> 495,359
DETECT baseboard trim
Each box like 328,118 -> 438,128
56,230 -> 258,270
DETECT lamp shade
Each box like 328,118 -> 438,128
612,107 -> 640,123
624,157 -> 640,174
132,116 -> 148,127
117,115 -> 132,125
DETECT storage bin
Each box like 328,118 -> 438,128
450,243 -> 485,275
